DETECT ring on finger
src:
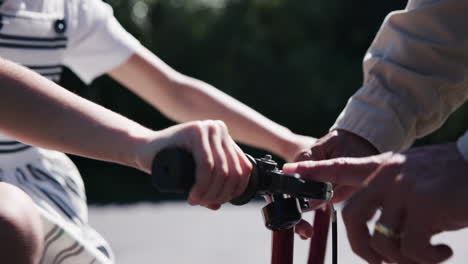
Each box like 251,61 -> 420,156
374,222 -> 401,239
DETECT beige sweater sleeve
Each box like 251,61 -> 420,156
331,0 -> 468,155
457,132 -> 468,161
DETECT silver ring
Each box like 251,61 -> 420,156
374,222 -> 400,239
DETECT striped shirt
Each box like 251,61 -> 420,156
0,0 -> 142,263
0,0 -> 141,142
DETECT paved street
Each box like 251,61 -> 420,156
89,203 -> 468,264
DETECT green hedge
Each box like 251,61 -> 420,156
60,0 -> 468,203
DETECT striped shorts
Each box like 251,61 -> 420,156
0,142 -> 114,264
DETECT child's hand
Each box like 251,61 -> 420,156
136,120 -> 252,209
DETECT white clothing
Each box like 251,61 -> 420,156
331,0 -> 468,162
0,0 -> 140,84
0,147 -> 113,264
0,0 -> 142,262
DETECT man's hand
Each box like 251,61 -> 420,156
294,129 -> 379,162
296,129 -> 379,203
284,143 -> 468,264
286,129 -> 378,239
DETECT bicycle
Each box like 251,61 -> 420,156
151,148 -> 338,264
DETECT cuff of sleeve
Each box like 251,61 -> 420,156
456,131 -> 468,162
330,96 -> 412,153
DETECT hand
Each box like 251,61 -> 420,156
284,143 -> 468,264
285,129 -> 378,239
136,120 -> 252,210
279,134 -> 317,162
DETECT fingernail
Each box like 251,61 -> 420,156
282,163 -> 297,172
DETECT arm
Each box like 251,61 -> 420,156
331,0 -> 468,153
284,143 -> 468,263
108,46 -> 314,162
294,0 -> 468,239
0,58 -> 147,171
0,58 -> 252,207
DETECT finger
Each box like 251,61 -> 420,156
304,177 -> 364,212
343,193 -> 383,263
371,195 -> 408,263
283,152 -> 393,186
188,125 -> 215,205
304,180 -> 362,213
307,144 -> 327,160
203,204 -> 221,211
343,161 -> 402,263
294,148 -> 314,162
295,219 -> 314,239
331,185 -> 359,204
342,173 -> 390,262
214,138 -> 241,203
198,124 -> 229,204
230,141 -> 251,198
401,214 -> 453,263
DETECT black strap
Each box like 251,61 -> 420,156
332,206 -> 338,264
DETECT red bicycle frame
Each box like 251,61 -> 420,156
271,205 -> 334,264
151,148 -> 335,264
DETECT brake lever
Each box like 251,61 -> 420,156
151,148 -> 333,231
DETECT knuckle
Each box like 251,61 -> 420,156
234,165 -> 244,179
295,150 -> 312,162
215,120 -> 227,129
205,121 -> 220,135
199,159 -> 215,172
241,155 -> 253,171
208,125 -> 218,135
188,122 -> 204,136
309,144 -> 326,160
219,165 -> 229,179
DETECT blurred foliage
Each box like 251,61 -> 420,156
60,0 -> 468,204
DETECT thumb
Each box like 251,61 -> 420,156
283,152 -> 393,186
401,217 -> 453,263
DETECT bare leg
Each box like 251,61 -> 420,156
0,182 -> 44,264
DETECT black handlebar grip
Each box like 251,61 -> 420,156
151,147 -> 260,206
151,147 -> 195,194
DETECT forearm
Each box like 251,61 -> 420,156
0,59 -> 152,170
332,0 -> 468,152
167,78 -> 302,157
109,47 -> 307,160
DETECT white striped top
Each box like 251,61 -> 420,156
0,1 -> 144,263
0,0 -> 141,142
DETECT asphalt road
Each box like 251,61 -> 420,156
88,203 -> 468,264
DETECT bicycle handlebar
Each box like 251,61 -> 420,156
151,147 -> 332,205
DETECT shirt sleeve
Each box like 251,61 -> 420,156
457,130 -> 468,162
331,0 -> 468,153
62,0 -> 143,84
